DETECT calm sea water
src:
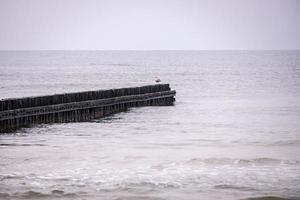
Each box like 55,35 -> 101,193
0,51 -> 300,200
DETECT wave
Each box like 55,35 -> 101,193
0,143 -> 46,147
0,174 -> 24,181
185,158 -> 300,166
245,196 -> 299,200
214,184 -> 259,191
2,190 -> 80,199
268,140 -> 300,146
89,63 -> 136,67
0,193 -> 10,198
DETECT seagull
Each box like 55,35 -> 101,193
155,77 -> 161,83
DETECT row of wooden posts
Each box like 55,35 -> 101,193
0,84 -> 176,133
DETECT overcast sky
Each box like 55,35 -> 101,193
0,0 -> 299,50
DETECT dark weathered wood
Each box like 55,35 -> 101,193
0,84 -> 176,133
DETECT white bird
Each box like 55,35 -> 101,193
155,77 -> 161,83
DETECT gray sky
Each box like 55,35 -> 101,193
0,0 -> 299,50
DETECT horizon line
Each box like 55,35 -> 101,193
0,49 -> 300,51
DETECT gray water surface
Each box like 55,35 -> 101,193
0,51 -> 300,200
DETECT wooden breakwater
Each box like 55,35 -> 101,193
0,84 -> 176,133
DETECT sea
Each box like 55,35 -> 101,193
0,50 -> 300,200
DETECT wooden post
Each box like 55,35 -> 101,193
0,84 -> 175,133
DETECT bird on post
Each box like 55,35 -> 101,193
155,76 -> 161,83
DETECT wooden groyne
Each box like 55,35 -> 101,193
0,84 -> 176,133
